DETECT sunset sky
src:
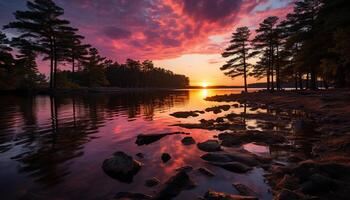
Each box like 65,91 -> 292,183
0,0 -> 294,86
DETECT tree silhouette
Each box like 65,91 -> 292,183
221,27 -> 252,93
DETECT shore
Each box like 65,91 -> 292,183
205,89 -> 350,199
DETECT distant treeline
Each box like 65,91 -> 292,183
0,0 -> 189,90
221,0 -> 350,92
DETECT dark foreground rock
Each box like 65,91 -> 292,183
114,192 -> 152,200
204,190 -> 258,200
102,151 -> 141,183
153,171 -> 196,199
136,132 -> 187,145
181,136 -> 196,145
197,140 -> 222,152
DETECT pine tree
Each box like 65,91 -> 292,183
4,0 -> 75,89
221,27 -> 252,93
251,16 -> 279,91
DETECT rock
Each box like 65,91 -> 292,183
210,162 -> 252,173
205,105 -> 231,114
102,151 -> 141,183
276,175 -> 299,190
274,189 -> 306,200
153,171 -> 196,199
218,130 -> 286,146
232,103 -> 239,108
136,132 -> 187,145
170,111 -> 202,118
114,192 -> 152,200
145,177 -> 160,187
136,152 -> 144,158
197,167 -> 215,177
161,153 -> 171,163
204,190 -> 257,200
300,173 -> 338,194
175,165 -> 193,173
197,140 -> 222,152
181,136 -> 196,145
200,151 -> 260,167
233,183 -> 257,196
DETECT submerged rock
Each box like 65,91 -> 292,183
114,192 -> 152,200
170,111 -> 203,118
210,162 -> 252,173
161,153 -> 171,163
197,140 -> 222,152
145,177 -> 160,187
181,136 -> 196,145
204,190 -> 257,200
153,171 -> 196,199
136,132 -> 187,145
197,167 -> 215,177
136,152 -> 144,159
102,151 -> 141,183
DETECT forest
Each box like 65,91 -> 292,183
0,0 -> 189,90
221,0 -> 350,92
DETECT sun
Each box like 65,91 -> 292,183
201,81 -> 209,88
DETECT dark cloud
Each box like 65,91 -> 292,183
181,0 -> 243,21
103,26 -> 131,39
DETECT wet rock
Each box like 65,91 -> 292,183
145,177 -> 160,187
205,105 -> 231,114
197,167 -> 215,177
274,189 -> 306,200
210,162 -> 252,173
153,171 -> 196,199
300,173 -> 338,194
276,175 -> 299,190
170,111 -> 202,118
201,151 -> 260,167
136,153 -> 144,159
233,183 -> 257,196
161,153 -> 171,163
232,103 -> 239,108
136,132 -> 187,145
204,190 -> 257,200
175,165 -> 193,173
181,136 -> 196,145
102,151 -> 141,183
218,130 -> 286,146
114,192 -> 152,200
197,140 -> 222,152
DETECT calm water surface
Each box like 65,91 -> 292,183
0,89 -> 290,200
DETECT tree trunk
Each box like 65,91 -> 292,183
49,41 -> 54,89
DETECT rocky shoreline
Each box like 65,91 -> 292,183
103,89 -> 350,199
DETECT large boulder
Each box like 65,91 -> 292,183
204,190 -> 257,200
153,171 -> 196,199
197,140 -> 222,152
102,151 -> 141,183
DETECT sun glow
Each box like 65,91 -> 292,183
201,81 -> 209,88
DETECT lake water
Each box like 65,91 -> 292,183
0,89 -> 309,200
